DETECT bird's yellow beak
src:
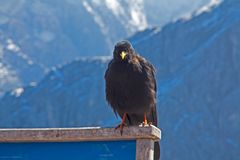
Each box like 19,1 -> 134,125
120,51 -> 127,60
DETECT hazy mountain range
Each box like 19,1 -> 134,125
0,0 -> 211,94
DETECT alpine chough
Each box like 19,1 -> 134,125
104,40 -> 160,160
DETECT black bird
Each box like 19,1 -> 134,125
104,40 -> 160,160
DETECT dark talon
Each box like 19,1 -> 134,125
115,113 -> 127,135
115,123 -> 127,135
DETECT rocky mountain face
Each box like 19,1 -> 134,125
0,0 -> 239,160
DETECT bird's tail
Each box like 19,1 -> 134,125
153,105 -> 159,159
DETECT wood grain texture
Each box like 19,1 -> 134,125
0,125 -> 161,142
136,139 -> 155,160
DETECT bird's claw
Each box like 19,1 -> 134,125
139,121 -> 152,127
115,123 -> 127,135
148,122 -> 152,126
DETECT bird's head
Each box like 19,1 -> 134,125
113,40 -> 134,61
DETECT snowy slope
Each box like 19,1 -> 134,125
0,0 -> 136,93
0,31 -> 46,95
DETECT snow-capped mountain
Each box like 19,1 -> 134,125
1,0 -> 239,159
0,61 -> 20,96
0,0 -> 210,93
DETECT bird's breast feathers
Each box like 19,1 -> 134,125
111,57 -> 143,74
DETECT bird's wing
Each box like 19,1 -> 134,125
104,60 -> 118,117
148,62 -> 158,126
139,57 -> 158,126
136,54 -> 157,91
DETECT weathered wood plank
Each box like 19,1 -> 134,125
0,125 -> 161,142
136,139 -> 155,160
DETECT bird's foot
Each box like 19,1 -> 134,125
139,121 -> 152,127
115,123 -> 127,135
139,113 -> 152,127
148,122 -> 152,126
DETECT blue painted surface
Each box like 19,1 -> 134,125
0,140 -> 136,160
